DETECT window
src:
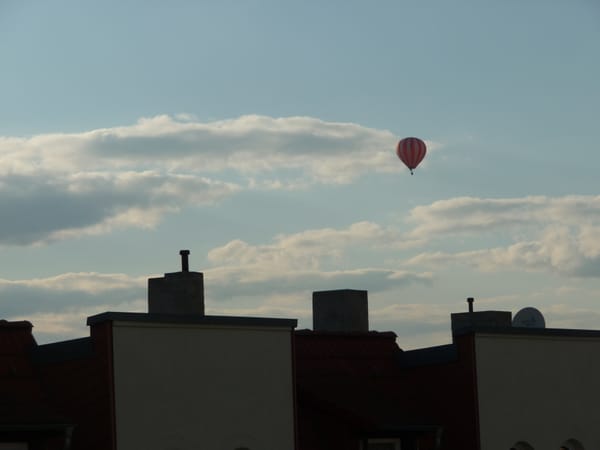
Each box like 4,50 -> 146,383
366,439 -> 401,450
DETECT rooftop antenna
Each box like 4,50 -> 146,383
467,297 -> 474,313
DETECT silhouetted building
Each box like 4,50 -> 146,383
1,252 -> 296,450
0,321 -> 73,450
1,254 -> 599,450
295,294 -> 599,450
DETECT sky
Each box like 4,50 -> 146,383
1,1 -> 599,349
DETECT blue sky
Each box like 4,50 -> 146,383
1,1 -> 599,348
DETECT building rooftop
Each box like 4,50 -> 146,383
86,311 -> 298,328
453,325 -> 600,338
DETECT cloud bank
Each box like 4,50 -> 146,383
0,219 -> 433,342
5,193 -> 600,322
0,272 -> 146,317
405,195 -> 600,277
0,115 -> 399,245
4,193 -> 600,346
2,116 -> 600,346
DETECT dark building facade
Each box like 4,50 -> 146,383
1,259 -> 598,449
0,321 -> 74,450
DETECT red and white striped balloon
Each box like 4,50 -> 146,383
396,137 -> 427,175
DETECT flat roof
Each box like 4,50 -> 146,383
455,325 -> 600,338
86,311 -> 297,328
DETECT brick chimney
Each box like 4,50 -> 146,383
147,250 -> 205,315
312,289 -> 369,332
450,297 -> 511,337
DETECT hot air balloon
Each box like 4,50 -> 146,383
396,137 -> 426,175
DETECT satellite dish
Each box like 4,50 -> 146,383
512,307 -> 546,328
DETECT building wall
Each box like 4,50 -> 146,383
475,333 -> 600,450
111,321 -> 295,450
400,335 -> 481,450
295,332 -> 404,450
38,321 -> 117,450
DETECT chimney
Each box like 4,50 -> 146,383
148,250 -> 205,315
450,297 -> 511,337
312,289 -> 368,332
467,296 -> 474,313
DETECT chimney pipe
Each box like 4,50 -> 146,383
467,297 -> 474,313
180,249 -> 190,272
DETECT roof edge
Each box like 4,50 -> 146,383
86,311 -> 297,328
454,325 -> 600,338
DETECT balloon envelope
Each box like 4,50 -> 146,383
396,137 -> 427,174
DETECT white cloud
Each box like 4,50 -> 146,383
406,195 -> 600,239
404,195 -> 600,277
208,221 -> 414,270
0,272 -> 146,293
186,221 -> 431,316
0,272 -> 145,317
0,115 -> 404,245
1,115 -> 398,177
